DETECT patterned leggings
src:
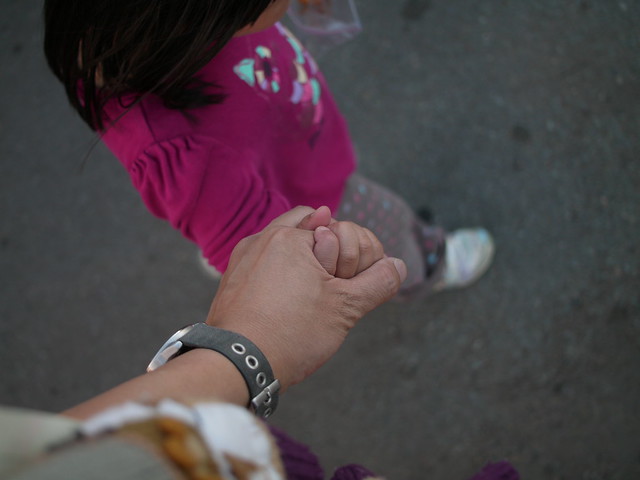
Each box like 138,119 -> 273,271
336,173 -> 446,290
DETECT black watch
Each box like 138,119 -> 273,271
147,323 -> 280,418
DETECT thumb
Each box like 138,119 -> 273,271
297,205 -> 332,231
344,257 -> 407,313
313,226 -> 339,276
267,206 -> 317,228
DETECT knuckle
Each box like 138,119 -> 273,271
364,229 -> 383,254
331,221 -> 356,234
340,247 -> 359,266
292,205 -> 313,216
358,240 -> 374,257
360,261 -> 402,305
380,261 -> 402,294
270,226 -> 289,240
364,227 -> 382,246
267,227 -> 297,251
329,221 -> 347,234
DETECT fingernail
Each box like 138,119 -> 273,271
391,258 -> 408,282
315,226 -> 330,233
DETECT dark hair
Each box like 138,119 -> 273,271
44,0 -> 274,131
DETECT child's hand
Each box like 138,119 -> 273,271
323,221 -> 384,279
295,206 -> 386,279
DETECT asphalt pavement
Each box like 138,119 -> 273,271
1,1 -> 639,479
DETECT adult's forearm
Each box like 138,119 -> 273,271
63,348 -> 248,420
62,208 -> 405,420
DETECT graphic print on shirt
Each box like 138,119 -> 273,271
233,45 -> 282,93
233,24 -> 324,147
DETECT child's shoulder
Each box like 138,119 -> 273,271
100,23 -> 329,164
100,93 -> 192,155
212,22 -> 320,78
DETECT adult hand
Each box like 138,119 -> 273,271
63,206 -> 406,420
206,208 -> 407,390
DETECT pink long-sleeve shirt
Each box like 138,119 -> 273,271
101,23 -> 355,271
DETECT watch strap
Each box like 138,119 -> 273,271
178,323 -> 280,418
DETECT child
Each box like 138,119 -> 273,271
43,0 -> 493,293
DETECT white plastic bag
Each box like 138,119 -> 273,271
286,0 -> 362,58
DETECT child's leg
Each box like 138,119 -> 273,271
335,173 -> 446,290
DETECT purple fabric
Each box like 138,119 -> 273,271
268,425 -> 324,480
467,461 -> 520,480
331,464 -> 378,480
268,426 -> 518,480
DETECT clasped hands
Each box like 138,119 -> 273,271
207,206 -> 407,392
63,206 -> 406,419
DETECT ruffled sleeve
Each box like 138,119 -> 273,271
127,135 -> 291,272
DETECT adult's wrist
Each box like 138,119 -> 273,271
175,349 -> 250,406
148,323 -> 280,418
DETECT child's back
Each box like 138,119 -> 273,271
101,23 -> 355,271
45,0 -> 494,292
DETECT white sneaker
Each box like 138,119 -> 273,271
434,228 -> 495,291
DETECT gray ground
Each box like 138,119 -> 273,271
1,1 -> 639,479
